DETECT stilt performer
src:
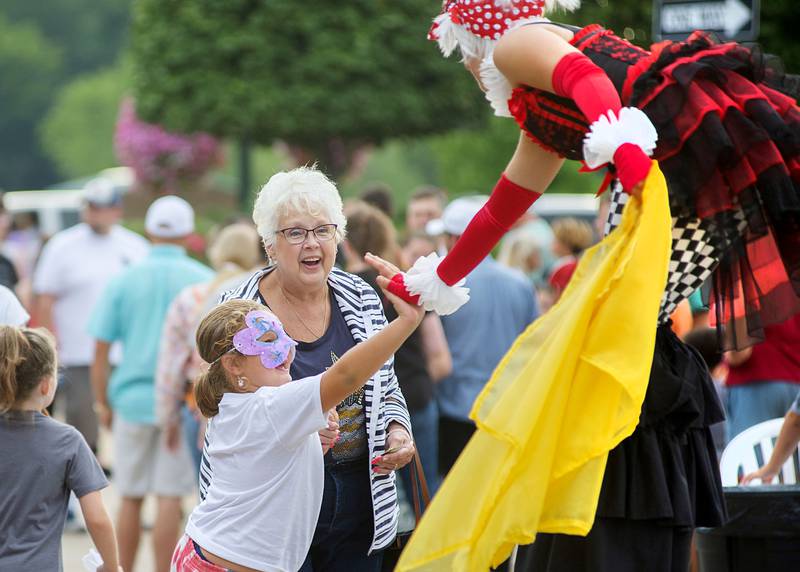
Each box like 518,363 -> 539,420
368,1 -> 800,570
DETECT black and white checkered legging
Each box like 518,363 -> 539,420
603,181 -> 720,325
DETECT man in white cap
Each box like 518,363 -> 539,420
89,195 -> 212,572
435,196 -> 539,478
33,177 -> 148,453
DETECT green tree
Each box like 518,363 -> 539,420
1,1 -> 132,189
760,0 -> 800,72
0,15 -> 62,189
3,0 -> 132,79
40,62 -> 130,179
131,0 -> 485,177
567,0 -> 653,46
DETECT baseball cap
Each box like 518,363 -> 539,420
83,177 -> 124,207
437,195 -> 488,236
145,195 -> 195,238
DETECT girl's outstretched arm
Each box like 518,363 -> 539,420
319,279 -> 424,412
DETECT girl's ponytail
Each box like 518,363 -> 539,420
0,326 -> 25,412
0,326 -> 57,412
194,369 -> 224,418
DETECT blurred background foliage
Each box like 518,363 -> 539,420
1,0 -> 797,215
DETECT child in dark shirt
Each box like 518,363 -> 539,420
0,326 -> 120,571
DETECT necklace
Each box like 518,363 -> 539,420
279,284 -> 329,340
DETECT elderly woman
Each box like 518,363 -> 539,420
219,166 -> 414,570
156,222 -> 264,472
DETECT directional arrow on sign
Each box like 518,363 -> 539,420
723,0 -> 750,36
655,0 -> 759,41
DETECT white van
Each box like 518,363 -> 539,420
529,193 -> 599,225
2,167 -> 134,237
2,189 -> 83,238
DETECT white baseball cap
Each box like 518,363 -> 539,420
145,195 -> 195,238
438,195 -> 488,236
83,177 -> 124,207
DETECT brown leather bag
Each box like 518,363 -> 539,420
381,452 -> 431,571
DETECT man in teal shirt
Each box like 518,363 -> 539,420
89,195 -> 212,572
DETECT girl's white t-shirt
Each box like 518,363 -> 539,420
186,375 -> 328,572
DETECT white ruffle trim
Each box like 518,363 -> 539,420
432,12 -> 549,61
582,107 -> 658,169
404,253 -> 470,316
545,0 -> 582,12
480,58 -> 514,117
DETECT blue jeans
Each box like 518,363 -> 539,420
299,459 -> 382,572
727,381 -> 800,441
181,406 -> 203,477
400,400 -> 440,498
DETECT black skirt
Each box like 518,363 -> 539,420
516,324 -> 727,572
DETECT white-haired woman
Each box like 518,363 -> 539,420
219,166 -> 414,571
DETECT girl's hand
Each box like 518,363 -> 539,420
364,252 -> 401,282
741,464 -> 779,485
382,287 -> 425,327
365,253 -> 422,307
365,252 -> 425,324
372,424 -> 415,475
319,409 -> 340,455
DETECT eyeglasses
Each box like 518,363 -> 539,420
276,224 -> 338,245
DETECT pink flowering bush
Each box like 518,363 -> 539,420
114,98 -> 223,194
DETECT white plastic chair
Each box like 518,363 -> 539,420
719,417 -> 800,486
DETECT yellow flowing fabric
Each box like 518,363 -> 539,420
397,164 -> 672,571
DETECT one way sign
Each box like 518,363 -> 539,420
653,0 -> 760,42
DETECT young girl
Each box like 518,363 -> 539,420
171,291 -> 424,571
0,326 -> 120,572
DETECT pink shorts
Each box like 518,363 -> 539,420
171,534 -> 229,572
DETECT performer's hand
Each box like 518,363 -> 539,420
630,181 -> 645,200
613,143 -> 652,195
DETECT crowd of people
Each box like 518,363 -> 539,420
1,161 -> 798,571
0,167 -> 548,571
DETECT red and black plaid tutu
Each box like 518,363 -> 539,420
510,25 -> 800,348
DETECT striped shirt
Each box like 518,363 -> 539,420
199,266 -> 412,553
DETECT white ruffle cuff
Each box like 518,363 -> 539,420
582,107 -> 658,169
404,253 -> 470,316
